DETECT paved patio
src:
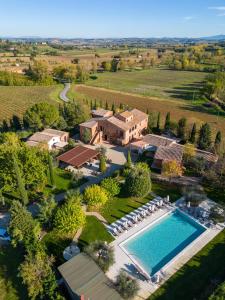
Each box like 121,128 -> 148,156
106,200 -> 223,300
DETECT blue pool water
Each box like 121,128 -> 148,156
123,210 -> 206,276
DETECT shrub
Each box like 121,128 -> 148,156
84,185 -> 108,209
125,164 -> 151,197
99,155 -> 107,173
84,240 -> 114,272
101,177 -> 120,197
115,270 -> 139,299
162,160 -> 183,178
54,195 -> 85,234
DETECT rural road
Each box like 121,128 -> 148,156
59,83 -> 71,102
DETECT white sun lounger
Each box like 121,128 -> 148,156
112,227 -> 119,236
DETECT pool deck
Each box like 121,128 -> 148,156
106,203 -> 223,300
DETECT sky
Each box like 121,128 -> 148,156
1,0 -> 225,38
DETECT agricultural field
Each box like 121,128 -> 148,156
73,84 -> 225,138
0,84 -> 63,123
86,68 -> 208,102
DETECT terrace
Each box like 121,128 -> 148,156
106,196 -> 224,299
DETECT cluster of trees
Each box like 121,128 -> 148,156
9,201 -> 64,299
0,133 -> 49,204
147,111 -> 222,152
8,188 -> 86,299
0,99 -> 89,133
167,44 -> 225,72
53,63 -> 89,83
205,71 -> 225,104
83,159 -> 151,211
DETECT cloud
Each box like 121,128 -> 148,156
184,16 -> 194,21
208,6 -> 225,16
208,6 -> 225,11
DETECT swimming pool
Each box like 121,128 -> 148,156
122,209 -> 206,276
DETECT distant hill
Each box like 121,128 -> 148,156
201,35 -> 225,41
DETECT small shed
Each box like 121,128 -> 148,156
58,253 -> 122,300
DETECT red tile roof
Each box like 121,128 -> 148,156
57,146 -> 99,168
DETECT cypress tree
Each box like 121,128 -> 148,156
99,155 -> 107,173
189,123 -> 197,144
48,153 -> 55,188
94,99 -> 97,110
126,150 -> 132,168
12,153 -> 28,205
90,99 -> 93,110
177,117 -> 187,141
156,112 -> 161,132
198,123 -> 212,150
164,112 -> 171,131
215,131 -> 222,153
111,103 -> 116,114
119,103 -> 123,110
100,99 -> 103,108
105,101 -> 109,110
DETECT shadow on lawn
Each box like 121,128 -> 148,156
0,245 -> 28,300
165,82 -> 204,101
149,232 -> 225,300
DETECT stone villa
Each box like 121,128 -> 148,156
80,108 -> 148,145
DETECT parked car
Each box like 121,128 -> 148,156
0,228 -> 11,241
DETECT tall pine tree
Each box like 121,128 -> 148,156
214,131 -> 222,153
164,112 -> 171,131
99,155 -> 107,173
189,123 -> 197,144
156,112 -> 161,133
177,117 -> 187,141
12,153 -> 28,205
198,123 -> 212,150
48,153 -> 55,188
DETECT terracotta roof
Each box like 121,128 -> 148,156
119,111 -> 133,118
26,140 -> 40,147
80,119 -> 98,128
92,109 -> 113,117
107,116 -> 130,131
195,149 -> 218,163
42,128 -> 68,137
154,144 -> 183,162
28,132 -> 53,143
107,109 -> 148,131
57,145 -> 99,168
142,134 -> 175,147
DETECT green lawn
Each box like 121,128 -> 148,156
148,230 -> 225,300
42,230 -> 72,266
78,216 -> 114,249
204,185 -> 225,205
45,167 -> 80,196
151,181 -> 182,202
86,68 -> 207,102
101,181 -> 182,224
0,245 -> 28,300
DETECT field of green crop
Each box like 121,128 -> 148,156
0,85 -> 63,123
87,68 -> 208,101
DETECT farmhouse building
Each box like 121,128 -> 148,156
80,108 -> 148,145
130,134 -> 218,170
26,128 -> 69,150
